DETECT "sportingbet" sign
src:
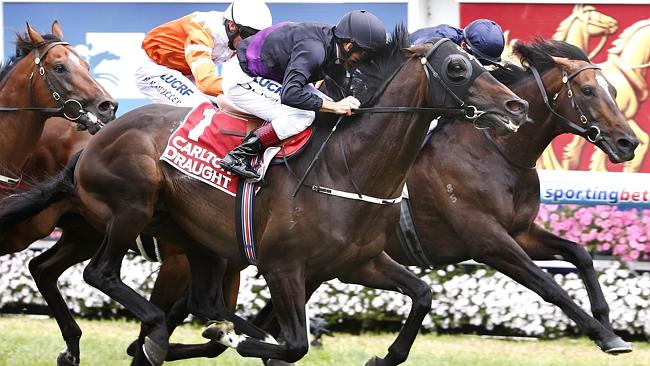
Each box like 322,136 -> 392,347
539,170 -> 650,206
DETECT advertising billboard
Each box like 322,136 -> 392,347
2,1 -> 407,113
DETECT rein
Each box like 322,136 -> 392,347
0,41 -> 89,122
529,63 -> 603,143
291,38 -> 482,202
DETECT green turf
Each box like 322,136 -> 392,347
0,315 -> 648,365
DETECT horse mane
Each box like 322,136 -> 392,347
608,19 -> 650,55
354,23 -> 411,106
0,32 -> 62,83
490,38 -> 590,88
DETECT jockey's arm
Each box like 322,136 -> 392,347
185,28 -> 224,96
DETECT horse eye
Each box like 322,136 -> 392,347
446,59 -> 467,82
53,64 -> 67,73
581,86 -> 594,96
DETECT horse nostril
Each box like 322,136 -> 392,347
97,99 -> 118,117
505,99 -> 528,115
618,137 -> 639,153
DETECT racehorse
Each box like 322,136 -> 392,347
0,21 -> 116,187
0,22 -> 147,366
574,19 -> 650,172
0,27 -> 528,366
247,39 -> 638,363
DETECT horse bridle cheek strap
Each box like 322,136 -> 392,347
0,41 -> 87,121
529,63 -> 603,143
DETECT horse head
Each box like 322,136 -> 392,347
22,21 -> 118,133
399,38 -> 529,134
514,39 -> 638,163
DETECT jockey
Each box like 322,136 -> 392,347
219,10 -> 387,180
410,18 -> 504,65
135,0 -> 272,107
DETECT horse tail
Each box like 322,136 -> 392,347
0,150 -> 81,234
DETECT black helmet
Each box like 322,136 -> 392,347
334,10 -> 386,52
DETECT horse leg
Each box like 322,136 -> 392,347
166,250 -> 272,361
473,229 -> 630,354
517,224 -> 613,331
128,240 -> 190,358
203,266 -> 310,363
338,253 -> 431,366
83,213 -> 169,366
29,225 -> 101,366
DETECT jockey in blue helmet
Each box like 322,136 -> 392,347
410,19 -> 505,66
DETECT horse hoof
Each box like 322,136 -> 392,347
202,321 -> 242,348
142,336 -> 167,366
364,356 -> 390,366
56,350 -> 79,366
126,339 -> 138,357
597,337 -> 632,355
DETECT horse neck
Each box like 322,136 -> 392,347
0,57 -> 48,177
496,71 -> 564,166
324,61 -> 431,198
618,29 -> 650,79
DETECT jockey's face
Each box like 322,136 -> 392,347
341,42 -> 367,69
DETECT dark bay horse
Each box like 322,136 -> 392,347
0,28 -> 528,365
249,39 -> 638,362
383,40 -> 637,353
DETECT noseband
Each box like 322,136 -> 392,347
0,41 -> 91,122
530,63 -> 603,142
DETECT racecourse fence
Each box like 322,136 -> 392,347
1,240 -> 649,340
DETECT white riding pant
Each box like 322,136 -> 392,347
134,51 -> 217,108
221,57 -> 330,140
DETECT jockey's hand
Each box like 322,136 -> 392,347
320,96 -> 361,116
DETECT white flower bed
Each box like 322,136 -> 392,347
1,250 -> 649,338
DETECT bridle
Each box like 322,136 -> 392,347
0,40 -> 91,190
292,38 -> 498,201
354,38 -> 489,123
482,61 -> 604,171
0,40 -> 90,122
529,62 -> 604,143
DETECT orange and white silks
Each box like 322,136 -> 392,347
142,11 -> 235,96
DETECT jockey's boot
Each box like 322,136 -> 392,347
221,123 -> 280,179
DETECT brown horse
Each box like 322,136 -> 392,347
0,20 -> 116,251
0,28 -> 528,366
249,39 -> 639,362
0,21 -> 116,184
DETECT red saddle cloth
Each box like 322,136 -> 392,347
160,102 -> 311,196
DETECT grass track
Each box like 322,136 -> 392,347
0,316 -> 648,365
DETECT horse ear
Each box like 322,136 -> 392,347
551,56 -> 573,72
51,20 -> 64,40
26,22 -> 45,45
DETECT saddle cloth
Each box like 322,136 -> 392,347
160,101 -> 311,196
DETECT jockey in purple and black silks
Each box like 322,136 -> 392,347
410,18 -> 505,66
220,10 -> 387,180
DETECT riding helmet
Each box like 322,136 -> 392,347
462,19 -> 505,64
224,0 -> 273,32
334,10 -> 387,52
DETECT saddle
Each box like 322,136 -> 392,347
215,94 -> 313,159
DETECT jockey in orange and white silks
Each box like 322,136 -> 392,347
135,0 -> 272,107
219,10 -> 387,180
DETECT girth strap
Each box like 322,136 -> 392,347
397,196 -> 431,267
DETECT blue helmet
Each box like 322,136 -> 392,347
463,19 -> 504,64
